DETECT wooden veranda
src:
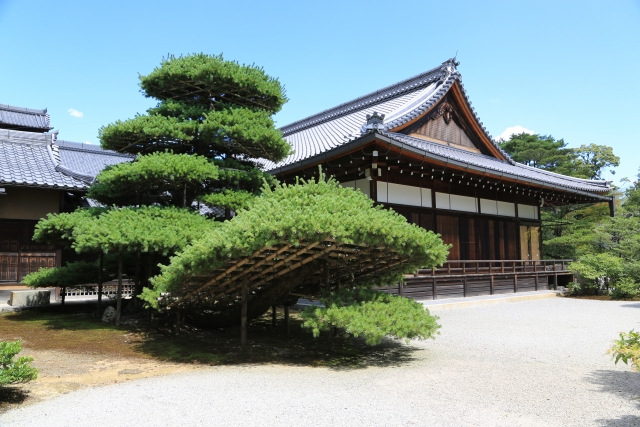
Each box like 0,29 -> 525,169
378,259 -> 573,300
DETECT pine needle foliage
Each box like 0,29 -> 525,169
87,152 -> 219,207
33,208 -> 108,247
144,174 -> 450,306
22,261 -> 106,288
0,341 -> 38,387
300,288 -> 441,345
98,53 -> 291,161
72,206 -> 215,255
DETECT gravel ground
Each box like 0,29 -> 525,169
2,297 -> 639,427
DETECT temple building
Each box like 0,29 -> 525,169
266,59 -> 613,298
0,104 -> 132,282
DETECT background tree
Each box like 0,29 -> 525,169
98,53 -> 292,213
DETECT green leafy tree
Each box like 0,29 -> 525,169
499,133 -> 573,171
73,206 -> 215,324
622,169 -> 640,215
571,143 -> 620,180
145,174 -> 449,341
88,152 -> 220,207
22,261 -> 112,305
0,341 -> 38,387
301,288 -> 440,345
98,53 -> 292,212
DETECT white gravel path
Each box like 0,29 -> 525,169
2,297 -> 640,427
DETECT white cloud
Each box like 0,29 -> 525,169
68,108 -> 83,118
495,125 -> 534,142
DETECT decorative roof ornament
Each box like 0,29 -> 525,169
362,112 -> 385,134
438,58 -> 460,82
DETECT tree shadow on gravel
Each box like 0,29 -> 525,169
587,369 -> 640,427
0,387 -> 29,411
0,305 -> 426,370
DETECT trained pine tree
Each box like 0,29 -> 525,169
98,53 -> 291,213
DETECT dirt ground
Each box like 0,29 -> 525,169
0,304 -> 380,412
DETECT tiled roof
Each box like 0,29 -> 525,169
0,104 -> 51,131
265,59 -> 508,171
57,140 -> 133,178
381,132 -> 610,194
0,130 -> 134,190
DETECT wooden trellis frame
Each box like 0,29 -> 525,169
164,238 -> 410,345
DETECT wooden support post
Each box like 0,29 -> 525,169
463,277 -> 467,297
432,277 -> 437,300
514,274 -> 518,293
554,273 -> 558,290
490,275 -> 494,295
323,259 -> 329,289
61,287 -> 66,306
97,252 -> 103,317
175,310 -> 181,335
241,278 -> 248,347
116,252 -> 123,326
535,274 -> 539,291
398,281 -> 403,297
284,305 -> 290,335
271,305 -> 276,328
475,261 -> 479,274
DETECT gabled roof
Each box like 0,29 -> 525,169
0,130 -> 133,190
266,59 -> 509,171
266,59 -> 610,197
0,104 -> 51,132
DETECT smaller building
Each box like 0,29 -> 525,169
0,104 -> 132,282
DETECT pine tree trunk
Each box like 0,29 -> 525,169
97,253 -> 103,317
116,252 -> 123,326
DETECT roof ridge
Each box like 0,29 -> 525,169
56,143 -> 135,158
280,59 -> 456,136
0,103 -> 48,115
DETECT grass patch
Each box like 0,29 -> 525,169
0,306 -> 420,369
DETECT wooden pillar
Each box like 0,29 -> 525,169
554,273 -> 558,290
116,252 -> 123,326
284,305 -> 290,335
271,305 -> 277,328
241,278 -> 248,346
514,274 -> 518,293
61,287 -> 66,306
490,275 -> 494,295
463,276 -> 467,297
398,281 -> 404,297
609,198 -> 616,218
535,274 -> 539,291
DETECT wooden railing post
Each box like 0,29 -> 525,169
463,276 -> 467,297
535,274 -> 539,291
398,281 -> 404,297
490,275 -> 494,295
514,274 -> 518,293
432,276 -> 437,300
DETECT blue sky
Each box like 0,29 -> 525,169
1,0 -> 639,183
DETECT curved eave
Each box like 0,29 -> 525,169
268,132 -> 611,201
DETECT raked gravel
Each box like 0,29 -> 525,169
2,297 -> 640,427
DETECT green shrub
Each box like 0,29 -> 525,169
569,253 -> 624,294
0,340 -> 38,386
300,288 -> 441,345
610,277 -> 639,300
610,330 -> 640,371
